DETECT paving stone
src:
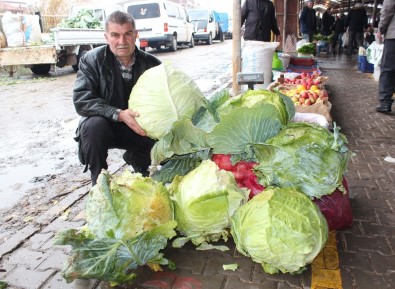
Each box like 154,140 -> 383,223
37,250 -> 68,271
0,225 -> 39,257
360,222 -> 395,237
204,253 -> 254,282
347,268 -> 393,289
40,218 -> 85,234
224,274 -> 277,289
337,250 -> 373,272
41,271 -> 98,289
4,266 -> 55,289
370,251 -> 395,274
27,232 -> 54,250
7,248 -> 49,269
341,233 -> 392,255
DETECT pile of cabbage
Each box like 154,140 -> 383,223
55,64 -> 351,284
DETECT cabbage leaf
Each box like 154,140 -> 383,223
169,160 -> 248,249
231,187 -> 328,274
129,64 -> 207,139
254,122 -> 350,198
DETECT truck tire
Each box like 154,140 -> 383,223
206,33 -> 212,45
72,49 -> 89,72
169,35 -> 177,52
30,64 -> 51,75
189,35 -> 195,48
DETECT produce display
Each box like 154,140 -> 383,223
55,64 -> 352,285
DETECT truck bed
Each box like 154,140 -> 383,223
51,28 -> 107,48
0,45 -> 57,66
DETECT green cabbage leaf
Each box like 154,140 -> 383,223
128,64 -> 207,139
169,160 -> 248,249
230,187 -> 328,274
54,170 -> 176,284
254,122 -> 350,199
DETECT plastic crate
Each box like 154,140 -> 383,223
358,55 -> 374,73
290,56 -> 315,67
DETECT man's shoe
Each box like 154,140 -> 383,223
376,104 -> 392,113
123,151 -> 149,175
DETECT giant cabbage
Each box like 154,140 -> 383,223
217,89 -> 295,125
169,160 -> 249,250
128,64 -> 207,139
254,122 -> 350,199
85,169 -> 174,239
54,170 -> 176,285
230,187 -> 328,274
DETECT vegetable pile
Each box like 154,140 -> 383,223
55,63 -> 352,284
59,9 -> 103,29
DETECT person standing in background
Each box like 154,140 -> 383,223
321,7 -> 335,36
344,0 -> 368,56
241,0 -> 281,42
299,0 -> 317,42
332,13 -> 345,54
375,0 -> 395,113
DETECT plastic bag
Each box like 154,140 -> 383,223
296,39 -> 308,50
342,31 -> 349,48
366,41 -> 384,65
313,177 -> 353,231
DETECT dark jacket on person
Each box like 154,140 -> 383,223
332,16 -> 345,34
300,5 -> 317,34
345,3 -> 368,32
73,45 -> 161,127
241,0 -> 280,41
321,10 -> 335,35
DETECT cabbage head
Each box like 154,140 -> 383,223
86,169 -> 174,240
128,63 -> 207,139
169,160 -> 248,249
230,187 -> 328,274
254,122 -> 350,199
218,89 -> 295,125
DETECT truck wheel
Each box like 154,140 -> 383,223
169,35 -> 177,52
206,33 -> 212,45
30,64 -> 51,75
189,35 -> 195,48
72,49 -> 89,72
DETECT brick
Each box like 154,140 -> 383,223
27,232 -> 54,250
225,275 -> 276,289
162,247 -> 206,275
204,254 -> 254,282
4,266 -> 55,289
37,250 -> 68,271
360,222 -> 395,237
41,218 -> 85,234
7,248 -> 49,269
370,252 -> 395,274
341,233 -> 392,255
41,271 -> 98,289
338,250 -> 373,272
347,268 -> 392,289
0,225 -> 38,257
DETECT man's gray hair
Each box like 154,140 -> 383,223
105,10 -> 136,31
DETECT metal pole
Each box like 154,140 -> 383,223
232,0 -> 241,95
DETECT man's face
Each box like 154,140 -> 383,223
105,22 -> 137,59
308,1 -> 314,8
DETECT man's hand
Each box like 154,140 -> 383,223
376,31 -> 384,44
118,109 -> 147,136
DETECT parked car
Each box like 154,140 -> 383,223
124,0 -> 195,51
187,9 -> 224,44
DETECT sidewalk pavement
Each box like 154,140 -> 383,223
0,54 -> 394,289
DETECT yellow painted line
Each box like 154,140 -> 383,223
311,230 -> 343,289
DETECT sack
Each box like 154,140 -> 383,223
342,31 -> 349,47
366,41 -> 384,65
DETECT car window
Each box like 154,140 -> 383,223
178,7 -> 186,21
127,3 -> 161,19
165,3 -> 177,18
187,10 -> 207,21
92,9 -> 105,21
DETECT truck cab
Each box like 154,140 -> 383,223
187,9 -> 221,44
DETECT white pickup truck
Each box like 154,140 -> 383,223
0,4 -> 122,75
